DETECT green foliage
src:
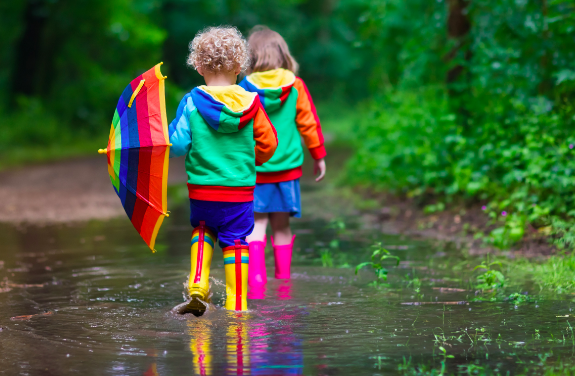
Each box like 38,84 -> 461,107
355,0 -> 448,91
161,0 -> 372,99
424,203 -> 445,214
0,97 -> 103,168
397,348 -> 455,376
0,0 -> 373,165
355,242 -> 400,286
346,0 -> 575,249
473,257 -> 505,291
0,0 -> 167,164
512,252 -> 575,293
317,219 -> 352,268
507,292 -> 532,304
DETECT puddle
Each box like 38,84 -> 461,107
0,180 -> 574,375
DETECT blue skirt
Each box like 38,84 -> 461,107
253,179 -> 301,218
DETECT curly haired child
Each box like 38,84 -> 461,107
169,26 -> 278,314
239,26 -> 327,292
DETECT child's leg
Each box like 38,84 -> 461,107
269,212 -> 292,245
269,212 -> 296,279
246,212 -> 269,242
218,201 -> 254,311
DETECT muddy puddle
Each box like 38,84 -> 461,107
0,179 -> 574,375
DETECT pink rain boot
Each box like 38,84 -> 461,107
248,236 -> 267,288
272,235 -> 296,279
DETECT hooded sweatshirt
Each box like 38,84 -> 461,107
169,85 -> 278,202
239,68 -> 326,183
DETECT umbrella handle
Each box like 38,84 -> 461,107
128,80 -> 146,108
98,149 -> 107,154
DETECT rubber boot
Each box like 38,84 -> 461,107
248,235 -> 267,288
185,221 -> 216,316
223,240 -> 249,311
272,235 -> 296,279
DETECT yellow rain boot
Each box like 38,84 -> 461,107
223,240 -> 249,311
185,221 -> 216,316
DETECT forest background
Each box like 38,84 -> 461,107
0,0 -> 574,251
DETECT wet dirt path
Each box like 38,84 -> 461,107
0,157 -> 187,224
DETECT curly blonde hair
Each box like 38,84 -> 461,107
187,26 -> 249,73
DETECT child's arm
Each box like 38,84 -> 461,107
168,94 -> 194,158
252,101 -> 278,166
293,77 -> 327,181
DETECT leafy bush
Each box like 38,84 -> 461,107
345,0 -> 575,249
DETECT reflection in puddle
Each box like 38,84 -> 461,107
227,314 -> 250,375
143,350 -> 160,376
188,320 -> 213,376
276,280 -> 292,301
183,312 -> 303,375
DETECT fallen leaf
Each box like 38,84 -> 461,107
10,311 -> 53,321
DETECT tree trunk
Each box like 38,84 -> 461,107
446,0 -> 471,85
539,0 -> 550,95
10,0 -> 50,101
446,0 -> 472,128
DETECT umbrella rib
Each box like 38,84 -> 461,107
121,181 -> 168,217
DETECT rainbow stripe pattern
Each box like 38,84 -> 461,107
191,228 -> 216,249
104,63 -> 170,252
223,247 -> 249,265
223,241 -> 249,311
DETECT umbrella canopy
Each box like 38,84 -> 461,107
99,63 -> 170,252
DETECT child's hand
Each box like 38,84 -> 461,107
313,158 -> 326,182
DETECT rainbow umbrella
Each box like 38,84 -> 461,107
99,63 -> 171,252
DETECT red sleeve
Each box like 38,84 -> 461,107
253,103 -> 278,166
293,77 -> 326,160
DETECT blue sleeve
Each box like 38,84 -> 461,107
238,77 -> 249,90
168,93 -> 195,158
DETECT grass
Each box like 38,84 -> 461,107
509,252 -> 575,294
0,100 -> 107,170
0,138 -> 106,170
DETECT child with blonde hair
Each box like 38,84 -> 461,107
239,26 -> 326,291
169,26 -> 278,314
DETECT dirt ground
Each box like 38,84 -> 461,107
364,192 -> 555,257
0,156 -> 186,224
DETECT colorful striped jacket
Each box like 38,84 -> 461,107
168,85 -> 278,202
239,68 -> 326,183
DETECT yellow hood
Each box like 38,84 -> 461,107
198,85 -> 257,112
245,68 -> 296,89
